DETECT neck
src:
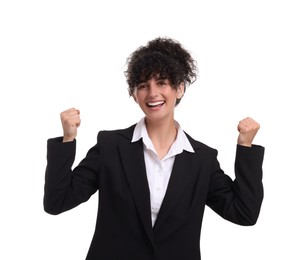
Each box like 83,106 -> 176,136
145,116 -> 177,159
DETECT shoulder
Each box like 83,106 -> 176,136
96,124 -> 137,143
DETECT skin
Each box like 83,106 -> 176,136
237,117 -> 260,147
60,78 -> 260,158
60,108 -> 81,142
132,78 -> 185,159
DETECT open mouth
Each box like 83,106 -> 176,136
147,101 -> 165,108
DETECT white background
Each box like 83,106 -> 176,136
1,0 -> 298,259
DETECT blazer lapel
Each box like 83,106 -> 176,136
153,138 -> 200,232
117,130 -> 155,247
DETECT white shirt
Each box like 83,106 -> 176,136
131,117 -> 194,226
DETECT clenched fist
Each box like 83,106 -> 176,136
237,117 -> 260,147
60,108 -> 81,142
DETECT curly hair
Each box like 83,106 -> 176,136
125,37 -> 198,105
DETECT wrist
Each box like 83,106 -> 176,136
237,143 -> 252,147
62,136 -> 75,142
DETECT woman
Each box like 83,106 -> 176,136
44,37 -> 264,260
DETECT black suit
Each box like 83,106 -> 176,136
44,124 -> 264,260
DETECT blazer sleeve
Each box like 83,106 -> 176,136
43,136 -> 101,215
206,144 -> 265,226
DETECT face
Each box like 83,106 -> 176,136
133,77 -> 184,124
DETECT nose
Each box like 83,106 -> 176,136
148,81 -> 159,97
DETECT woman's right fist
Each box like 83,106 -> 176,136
60,108 -> 81,142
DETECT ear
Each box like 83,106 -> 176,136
133,96 -> 139,104
176,83 -> 185,99
132,90 -> 139,104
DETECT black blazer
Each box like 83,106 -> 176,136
44,124 -> 264,260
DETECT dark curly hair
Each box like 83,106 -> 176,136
125,37 -> 198,105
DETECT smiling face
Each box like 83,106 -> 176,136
133,77 -> 184,124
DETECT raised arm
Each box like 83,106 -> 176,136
44,108 -> 99,215
207,117 -> 264,226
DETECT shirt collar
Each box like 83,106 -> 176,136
132,117 -> 195,156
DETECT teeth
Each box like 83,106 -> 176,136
148,101 -> 164,106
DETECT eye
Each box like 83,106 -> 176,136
136,83 -> 147,90
157,79 -> 167,86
